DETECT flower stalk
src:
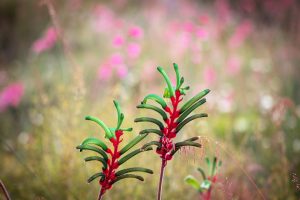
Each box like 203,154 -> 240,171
136,63 -> 210,200
77,101 -> 153,199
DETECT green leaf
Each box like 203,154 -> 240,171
211,157 -> 217,176
84,156 -> 108,170
205,157 -> 210,166
201,180 -> 211,190
184,175 -> 202,192
134,117 -> 165,130
184,136 -> 200,142
171,141 -> 201,156
111,174 -> 144,184
76,144 -> 108,161
177,98 -> 207,123
176,113 -> 208,133
197,167 -> 207,180
137,104 -> 168,120
81,137 -> 108,151
115,167 -> 153,177
142,94 -> 167,109
175,141 -> 202,149
173,63 -> 181,90
118,146 -> 153,166
142,141 -> 162,149
180,89 -> 210,113
85,116 -> 114,139
157,66 -> 175,97
139,129 -> 163,136
119,134 -> 148,155
87,172 -> 105,183
120,127 -> 133,132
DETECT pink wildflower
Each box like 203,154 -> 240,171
32,27 -> 58,54
116,64 -> 128,79
109,53 -> 123,66
128,26 -> 143,39
112,35 -> 124,47
98,63 -> 112,81
127,43 -> 141,59
0,82 -> 24,111
229,20 -> 253,48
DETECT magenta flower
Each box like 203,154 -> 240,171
195,27 -> 209,40
0,82 -> 24,112
98,53 -> 129,80
116,64 -> 128,79
109,53 -> 124,66
127,43 -> 141,59
112,35 -> 124,47
98,63 -> 113,81
229,20 -> 253,48
32,27 -> 58,54
128,26 -> 143,39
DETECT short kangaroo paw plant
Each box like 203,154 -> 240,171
185,156 -> 222,200
135,63 -> 210,200
77,100 -> 153,200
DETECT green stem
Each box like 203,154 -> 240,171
157,159 -> 167,200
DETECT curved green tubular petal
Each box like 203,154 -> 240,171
180,89 -> 210,113
197,168 -> 207,180
173,63 -> 181,89
85,116 -> 114,139
176,114 -> 208,133
84,156 -> 108,170
115,167 -> 153,177
76,144 -> 108,161
171,141 -> 201,156
157,66 -> 175,97
178,77 -> 185,89
177,98 -> 207,123
211,157 -> 217,176
81,137 -> 108,151
184,136 -> 200,142
116,113 -> 124,130
142,94 -> 167,109
119,134 -> 148,155
205,157 -> 210,166
175,141 -> 202,149
87,172 -> 105,183
142,141 -> 162,149
113,100 -> 123,129
111,174 -> 144,184
218,160 -> 222,167
120,127 -> 133,132
139,129 -> 163,136
118,146 -> 153,166
184,175 -> 202,192
137,104 -> 168,120
134,117 -> 164,130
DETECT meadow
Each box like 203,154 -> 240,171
0,0 -> 300,199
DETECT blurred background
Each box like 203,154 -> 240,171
0,0 -> 300,199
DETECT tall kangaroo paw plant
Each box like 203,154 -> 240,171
77,100 -> 153,200
135,63 -> 210,200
